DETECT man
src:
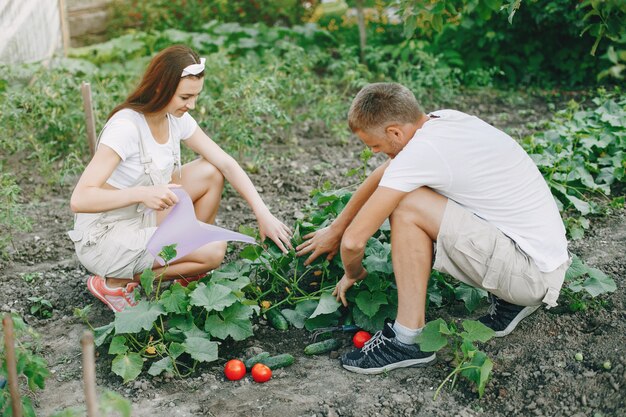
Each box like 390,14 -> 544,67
296,83 -> 570,374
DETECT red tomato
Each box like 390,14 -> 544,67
224,359 -> 246,381
353,330 -> 372,349
251,363 -> 272,383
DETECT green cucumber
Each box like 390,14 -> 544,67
266,309 -> 289,331
304,338 -> 340,355
245,352 -> 271,370
263,353 -> 295,370
244,352 -> 294,370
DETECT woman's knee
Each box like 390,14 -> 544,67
204,241 -> 227,268
199,159 -> 224,189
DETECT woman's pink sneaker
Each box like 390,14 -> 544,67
87,275 -> 139,312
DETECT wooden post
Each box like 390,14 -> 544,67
355,0 -> 367,65
58,0 -> 71,57
2,314 -> 22,417
81,331 -> 99,417
81,82 -> 97,156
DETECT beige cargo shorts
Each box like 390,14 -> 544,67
433,200 -> 570,307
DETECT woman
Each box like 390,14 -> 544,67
69,45 -> 292,312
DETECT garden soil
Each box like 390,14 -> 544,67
1,90 -> 624,417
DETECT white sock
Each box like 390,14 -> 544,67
393,321 -> 422,345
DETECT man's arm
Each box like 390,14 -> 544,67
333,186 -> 407,306
296,160 -> 391,265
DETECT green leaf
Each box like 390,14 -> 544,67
108,336 -> 129,355
23,356 -> 49,391
455,283 -> 487,313
204,303 -> 254,341
140,269 -> 155,298
159,284 -> 189,314
214,275 -> 251,292
190,282 -> 238,312
484,0 -> 502,12
114,301 -> 165,334
100,390 -> 132,417
478,356 -> 494,397
566,194 -> 591,215
583,268 -> 616,297
460,339 -> 478,358
416,319 -> 448,352
363,239 -> 393,275
159,244 -> 178,263
309,292 -> 341,319
304,310 -> 340,331
21,398 -> 36,417
213,261 -> 252,279
238,224 -> 257,238
111,353 -> 143,383
438,320 -> 453,335
281,300 -> 318,329
565,255 -> 588,281
569,223 -> 585,240
460,320 -> 495,343
148,357 -> 173,376
355,291 -> 388,318
460,350 -> 493,398
168,342 -> 185,359
427,282 -> 443,307
167,312 -> 193,332
93,322 -> 115,346
238,245 -> 261,261
362,273 -> 384,292
183,337 -> 219,363
352,304 -> 395,333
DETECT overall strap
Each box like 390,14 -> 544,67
96,116 -> 152,167
135,120 -> 153,173
167,113 -> 182,180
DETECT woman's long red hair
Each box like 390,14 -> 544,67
108,45 -> 204,120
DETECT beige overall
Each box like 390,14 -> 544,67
68,116 -> 181,279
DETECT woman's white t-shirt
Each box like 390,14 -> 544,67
98,109 -> 198,188
379,110 -> 568,273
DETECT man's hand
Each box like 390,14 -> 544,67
332,268 -> 367,307
295,226 -> 342,266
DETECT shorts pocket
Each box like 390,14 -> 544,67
505,269 -> 545,306
452,232 -> 512,291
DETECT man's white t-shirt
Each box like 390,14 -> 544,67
98,109 -> 198,189
379,110 -> 568,272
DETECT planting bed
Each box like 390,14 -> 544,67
1,90 -> 624,417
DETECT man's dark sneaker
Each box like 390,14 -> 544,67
340,322 -> 436,375
479,294 -> 540,337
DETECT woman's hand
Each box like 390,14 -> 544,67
257,211 -> 293,253
295,226 -> 342,266
332,268 -> 368,307
141,184 -> 181,211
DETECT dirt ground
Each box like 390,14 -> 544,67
1,89 -> 624,417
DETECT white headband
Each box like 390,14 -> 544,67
181,58 -> 206,77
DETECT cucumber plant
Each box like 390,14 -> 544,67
560,254 -> 617,311
0,315 -> 50,417
417,319 -> 495,399
75,244 -> 259,383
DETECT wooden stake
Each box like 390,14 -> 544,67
355,0 -> 367,64
81,331 -> 99,417
58,0 -> 71,57
2,314 -> 22,417
81,82 -> 97,156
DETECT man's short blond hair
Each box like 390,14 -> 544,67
348,83 -> 423,133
